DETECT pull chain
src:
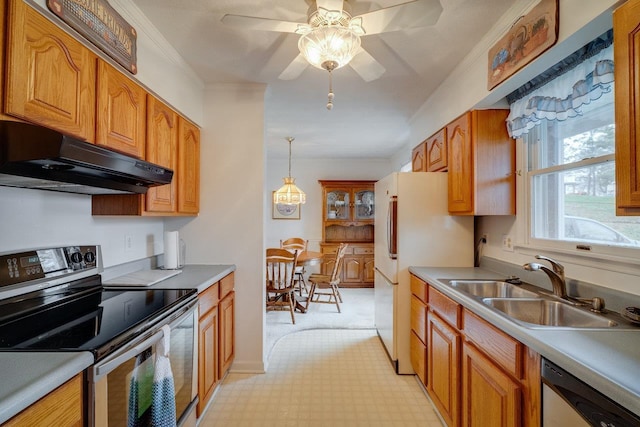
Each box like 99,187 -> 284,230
327,69 -> 334,110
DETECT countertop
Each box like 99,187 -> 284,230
410,266 -> 640,417
0,264 -> 235,424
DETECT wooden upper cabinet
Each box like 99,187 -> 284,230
447,110 -> 515,216
5,0 -> 96,141
426,128 -> 447,172
178,118 -> 200,214
412,141 -> 427,171
614,0 -> 640,215
146,95 -> 178,213
96,60 -> 146,158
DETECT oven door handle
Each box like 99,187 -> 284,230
94,329 -> 164,380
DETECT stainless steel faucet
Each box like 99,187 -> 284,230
523,255 -> 605,311
523,255 -> 567,298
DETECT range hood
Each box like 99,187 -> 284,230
0,121 -> 173,195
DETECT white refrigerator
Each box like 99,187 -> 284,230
374,172 -> 474,374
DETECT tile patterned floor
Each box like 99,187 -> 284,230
199,329 -> 443,426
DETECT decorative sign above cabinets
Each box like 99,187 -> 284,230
47,0 -> 138,74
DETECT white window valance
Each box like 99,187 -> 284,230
506,45 -> 613,139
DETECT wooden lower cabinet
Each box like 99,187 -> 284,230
462,342 -> 520,427
197,272 -> 235,417
411,274 -> 540,427
410,274 -> 428,386
320,243 -> 373,287
427,311 -> 461,427
4,374 -> 83,427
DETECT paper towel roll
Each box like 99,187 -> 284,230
164,231 -> 180,269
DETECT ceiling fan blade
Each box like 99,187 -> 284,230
355,0 -> 443,36
316,0 -> 344,12
279,54 -> 310,80
221,14 -> 300,33
348,48 -> 385,82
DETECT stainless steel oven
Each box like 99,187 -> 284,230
89,297 -> 198,427
0,245 -> 199,426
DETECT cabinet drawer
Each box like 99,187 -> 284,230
353,247 -> 374,255
410,295 -> 427,342
463,309 -> 522,378
410,275 -> 428,303
428,286 -> 461,328
321,245 -> 354,255
219,272 -> 234,299
199,281 -> 219,317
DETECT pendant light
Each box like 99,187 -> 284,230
273,137 -> 306,205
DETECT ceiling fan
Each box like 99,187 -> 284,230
222,0 -> 443,109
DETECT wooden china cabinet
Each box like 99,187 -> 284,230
319,180 -> 375,287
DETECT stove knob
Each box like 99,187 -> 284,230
84,251 -> 96,264
70,251 -> 83,264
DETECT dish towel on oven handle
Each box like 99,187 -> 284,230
151,324 -> 177,426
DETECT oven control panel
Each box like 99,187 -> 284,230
0,245 -> 99,288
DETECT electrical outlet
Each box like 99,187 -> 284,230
482,233 -> 488,243
502,234 -> 514,252
125,235 -> 133,252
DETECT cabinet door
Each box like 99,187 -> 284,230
426,128 -> 448,172
353,188 -> 375,221
219,291 -> 235,376
96,60 -> 146,158
325,188 -> 351,221
427,311 -> 460,427
410,330 -> 427,386
146,95 -> 178,213
462,342 -> 520,427
4,374 -> 83,427
178,118 -> 200,214
342,255 -> 362,284
412,141 -> 427,171
614,0 -> 640,214
362,256 -> 375,283
198,305 -> 219,417
6,0 -> 96,141
447,113 -> 474,215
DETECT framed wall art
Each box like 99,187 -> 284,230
272,193 -> 301,220
487,0 -> 558,90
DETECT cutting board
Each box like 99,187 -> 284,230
103,269 -> 182,287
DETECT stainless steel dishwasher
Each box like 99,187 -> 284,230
542,357 -> 640,427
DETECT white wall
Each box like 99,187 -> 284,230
265,158 -> 394,251
166,83 -> 268,372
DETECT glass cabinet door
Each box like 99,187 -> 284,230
326,190 -> 350,220
354,190 -> 375,220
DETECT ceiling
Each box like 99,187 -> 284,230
130,0 -> 517,160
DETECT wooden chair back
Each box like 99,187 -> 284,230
329,243 -> 349,285
266,248 -> 298,291
280,237 -> 308,252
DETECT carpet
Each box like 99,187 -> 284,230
266,287 -> 375,358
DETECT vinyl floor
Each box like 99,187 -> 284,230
199,328 -> 443,426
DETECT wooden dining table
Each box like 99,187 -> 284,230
292,250 -> 324,313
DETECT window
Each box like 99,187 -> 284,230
525,90 -> 640,249
508,31 -> 640,253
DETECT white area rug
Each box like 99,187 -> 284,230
266,287 -> 375,358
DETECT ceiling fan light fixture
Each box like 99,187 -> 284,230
298,25 -> 361,70
274,137 -> 306,205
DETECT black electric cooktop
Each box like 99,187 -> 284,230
0,246 -> 196,360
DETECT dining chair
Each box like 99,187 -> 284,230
280,237 -> 309,296
266,248 -> 299,324
306,243 -> 348,313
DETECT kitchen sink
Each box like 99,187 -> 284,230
482,298 -> 618,328
444,280 -> 540,298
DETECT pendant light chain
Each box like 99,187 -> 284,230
327,69 -> 334,110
